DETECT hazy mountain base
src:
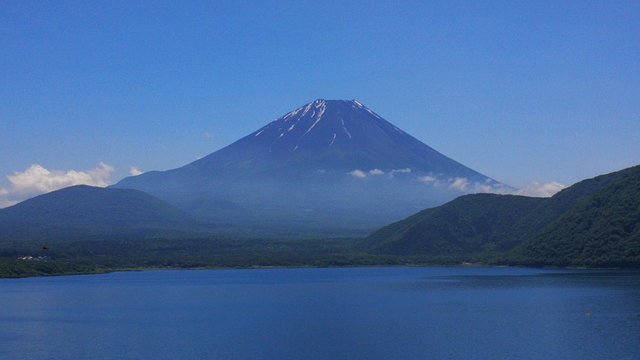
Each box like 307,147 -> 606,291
2,165 -> 638,278
114,99 -> 505,231
0,184 -> 377,245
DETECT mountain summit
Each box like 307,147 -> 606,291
182,99 -> 495,180
115,99 -> 509,233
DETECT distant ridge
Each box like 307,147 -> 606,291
0,185 -> 197,240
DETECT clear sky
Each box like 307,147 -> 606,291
1,0 -> 639,205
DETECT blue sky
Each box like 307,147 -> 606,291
1,0 -> 639,205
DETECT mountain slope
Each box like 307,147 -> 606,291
512,165 -> 640,266
114,99 -> 509,231
0,185 -> 197,240
183,99 -> 492,178
364,165 -> 640,266
365,194 -> 545,255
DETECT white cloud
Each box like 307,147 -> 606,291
129,166 -> 143,176
369,169 -> 384,176
0,199 -> 17,208
0,163 -> 114,208
348,169 -> 367,178
411,172 -> 565,198
0,188 -> 16,208
203,132 -> 214,140
391,168 -> 411,174
418,175 -> 437,184
389,168 -> 412,178
473,183 -> 501,193
461,179 -> 565,197
516,181 -> 566,197
448,177 -> 470,191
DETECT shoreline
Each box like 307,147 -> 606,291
1,261 -> 631,280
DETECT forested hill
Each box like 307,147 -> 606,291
364,193 -> 546,255
511,165 -> 640,266
364,165 -> 640,267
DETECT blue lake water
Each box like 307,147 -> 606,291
1,267 -> 639,359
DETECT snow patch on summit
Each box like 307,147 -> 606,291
282,106 -> 303,121
340,119 -> 352,139
303,100 -> 327,136
316,103 -> 327,120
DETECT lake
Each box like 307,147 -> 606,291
1,267 -> 639,359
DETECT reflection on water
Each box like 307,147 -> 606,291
1,267 -> 639,360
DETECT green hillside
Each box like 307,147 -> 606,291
511,165 -> 640,267
365,194 -> 545,255
364,165 -> 640,267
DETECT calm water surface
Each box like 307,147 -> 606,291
1,267 -> 639,359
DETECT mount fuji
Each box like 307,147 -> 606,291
115,99 -> 510,233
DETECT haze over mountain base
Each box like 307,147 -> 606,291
0,164 -> 637,278
115,99 -> 510,231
